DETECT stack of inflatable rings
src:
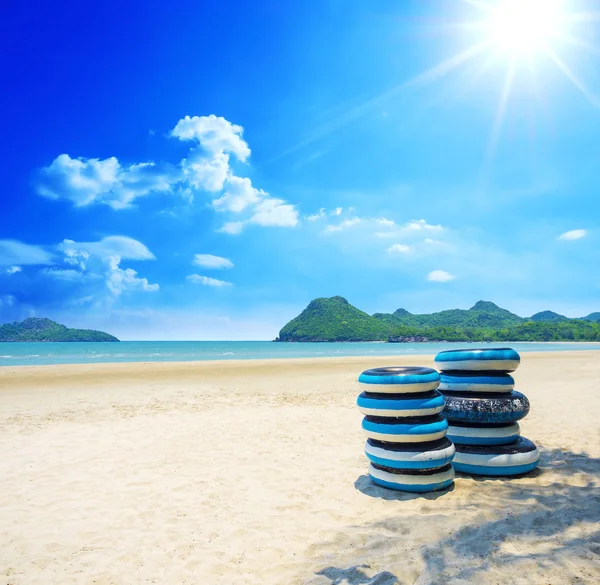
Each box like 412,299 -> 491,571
435,348 -> 540,476
357,366 -> 455,493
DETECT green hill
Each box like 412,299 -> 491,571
276,297 -> 600,342
530,310 -> 569,322
276,296 -> 391,342
373,300 -> 523,328
583,312 -> 600,323
0,317 -> 119,342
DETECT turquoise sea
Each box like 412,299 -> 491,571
1,340 -> 599,367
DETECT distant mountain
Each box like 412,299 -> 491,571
373,300 -> 523,329
276,296 -> 390,342
0,317 -> 119,342
530,310 -> 569,322
276,297 -> 600,342
583,312 -> 600,323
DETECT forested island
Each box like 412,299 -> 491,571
0,318 -> 119,342
275,297 -> 600,342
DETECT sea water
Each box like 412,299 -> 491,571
1,340 -> 599,367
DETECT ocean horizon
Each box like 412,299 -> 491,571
1,340 -> 599,367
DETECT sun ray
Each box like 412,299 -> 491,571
433,47 -> 503,107
461,0 -> 496,14
403,39 -> 494,88
524,51 -> 553,136
554,32 -> 600,58
562,11 -> 600,24
269,1 -> 600,165
543,45 -> 600,108
267,40 -> 493,164
481,56 -> 517,182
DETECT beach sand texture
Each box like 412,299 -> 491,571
1,351 -> 599,584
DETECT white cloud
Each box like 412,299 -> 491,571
218,221 -> 246,235
174,117 -> 298,231
307,208 -> 326,221
58,236 -> 155,262
5,266 -> 22,275
106,256 -> 159,296
37,154 -> 175,209
428,270 -> 455,282
186,274 -> 232,287
212,180 -> 298,233
325,218 -> 361,233
212,176 -> 263,213
41,268 -> 87,281
0,240 -> 54,267
1,237 -> 159,318
249,198 -> 299,227
558,229 -> 587,241
36,114 -> 300,234
375,219 -> 444,238
170,115 -> 250,161
180,151 -> 230,194
387,244 -> 412,254
405,219 -> 443,231
424,238 -> 443,245
216,199 -> 299,234
62,247 -> 89,270
307,207 -> 353,221
193,254 -> 233,269
56,236 -> 158,297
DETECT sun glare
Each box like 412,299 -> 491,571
490,0 -> 562,53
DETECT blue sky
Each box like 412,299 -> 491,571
1,0 -> 599,340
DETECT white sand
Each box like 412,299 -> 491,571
1,352 -> 599,584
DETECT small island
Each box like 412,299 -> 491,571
0,317 -> 119,342
275,296 -> 600,342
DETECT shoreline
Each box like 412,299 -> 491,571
2,341 -> 600,370
1,349 -> 597,389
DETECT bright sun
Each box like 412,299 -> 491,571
489,0 -> 563,53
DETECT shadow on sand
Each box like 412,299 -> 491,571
314,565 -> 399,585
312,447 -> 600,584
354,474 -> 455,502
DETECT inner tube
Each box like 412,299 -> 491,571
446,421 -> 520,445
435,348 -> 520,372
357,390 -> 444,417
362,414 -> 448,443
369,463 -> 455,493
453,437 -> 540,476
439,372 -> 514,393
358,366 -> 440,394
365,437 -> 455,470
441,391 -> 530,424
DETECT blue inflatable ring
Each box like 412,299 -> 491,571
446,421 -> 520,446
369,463 -> 455,493
435,348 -> 520,372
362,414 -> 448,443
439,372 -> 514,393
358,366 -> 440,394
357,390 -> 444,417
453,437 -> 540,476
365,437 -> 455,470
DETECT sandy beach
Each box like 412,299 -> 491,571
1,351 -> 599,584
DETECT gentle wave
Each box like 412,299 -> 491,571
1,340 -> 599,367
